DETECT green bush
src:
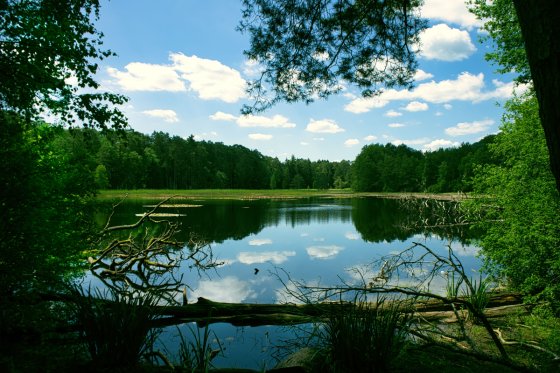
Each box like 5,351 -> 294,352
321,296 -> 412,373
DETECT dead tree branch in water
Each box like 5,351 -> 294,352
275,242 -> 511,361
88,197 -> 222,303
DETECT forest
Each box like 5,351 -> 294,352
50,126 -> 496,193
2,0 -> 560,371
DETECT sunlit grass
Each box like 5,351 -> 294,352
97,188 -> 464,201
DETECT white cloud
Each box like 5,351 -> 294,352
193,131 -> 218,141
345,72 -> 518,114
344,138 -> 360,147
414,69 -> 434,82
364,135 -> 378,142
420,24 -> 476,61
391,137 -> 431,146
238,114 -> 296,128
306,119 -> 345,133
384,110 -> 402,117
190,276 -> 255,303
423,139 -> 461,151
306,245 -> 344,260
388,123 -> 405,128
107,53 -> 247,103
248,238 -> 272,246
107,63 -> 186,92
344,96 -> 389,114
300,142 -> 309,146
404,101 -> 429,112
210,112 -> 296,128
445,119 -> 494,136
421,0 -> 482,29
444,103 -> 453,110
313,137 -> 325,141
209,111 -> 237,121
237,251 -> 296,265
243,59 -> 264,78
249,133 -> 273,140
142,109 -> 179,123
170,53 -> 246,102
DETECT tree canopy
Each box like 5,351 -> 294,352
238,0 -> 426,113
0,0 -> 127,129
468,0 -> 560,191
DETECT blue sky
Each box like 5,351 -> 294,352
93,0 -> 525,161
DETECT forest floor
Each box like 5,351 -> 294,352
97,189 -> 468,201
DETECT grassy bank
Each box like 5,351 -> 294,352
97,189 -> 467,201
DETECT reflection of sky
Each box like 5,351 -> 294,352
178,216 -> 484,306
189,276 -> 257,303
306,245 -> 344,260
90,200 -> 484,370
237,250 -> 296,264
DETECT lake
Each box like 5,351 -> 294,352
86,196 -> 482,369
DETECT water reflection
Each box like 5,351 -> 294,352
89,196 -> 482,369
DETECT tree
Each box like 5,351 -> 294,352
468,93 -> 560,312
0,0 -> 126,294
0,0 -> 127,129
468,0 -> 560,192
239,0 -> 426,113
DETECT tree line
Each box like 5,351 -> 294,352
52,127 -> 496,193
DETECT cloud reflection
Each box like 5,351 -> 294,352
451,242 -> 481,257
237,251 -> 296,264
190,276 -> 256,303
248,238 -> 273,246
306,245 -> 344,260
345,232 -> 360,240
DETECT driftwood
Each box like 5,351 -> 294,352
150,292 -> 526,327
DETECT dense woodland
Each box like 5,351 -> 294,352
2,0 -> 560,371
54,127 -> 496,193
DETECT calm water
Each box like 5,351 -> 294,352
86,197 -> 481,369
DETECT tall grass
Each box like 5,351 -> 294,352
321,296 -> 412,373
70,287 -> 160,370
176,323 -> 223,372
463,276 -> 492,323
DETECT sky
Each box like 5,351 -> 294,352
93,0 -> 525,162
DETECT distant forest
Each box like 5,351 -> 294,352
54,127 -> 497,193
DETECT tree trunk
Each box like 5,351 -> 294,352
513,0 -> 560,192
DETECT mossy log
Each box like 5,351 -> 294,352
151,292 -> 526,327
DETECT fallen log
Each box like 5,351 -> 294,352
149,292 -> 526,327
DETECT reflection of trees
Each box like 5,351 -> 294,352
351,198 -> 413,243
97,197 -> 474,252
351,197 -> 474,244
90,199 -> 221,303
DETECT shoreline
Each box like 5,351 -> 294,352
97,189 -> 468,201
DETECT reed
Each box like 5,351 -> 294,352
70,288 -> 160,370
321,296 -> 412,373
176,322 -> 223,372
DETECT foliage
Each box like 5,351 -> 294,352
0,0 -> 127,129
238,0 -> 426,113
321,296 -> 412,373
468,93 -> 560,313
0,113 -> 96,295
351,140 -> 495,193
467,0 -> 529,83
70,287 -> 160,370
462,276 -> 492,324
